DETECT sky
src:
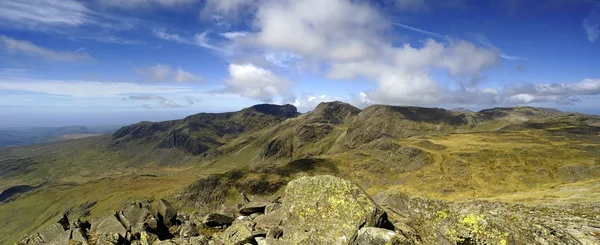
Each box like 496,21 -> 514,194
0,0 -> 599,127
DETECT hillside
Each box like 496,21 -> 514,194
1,102 -> 600,244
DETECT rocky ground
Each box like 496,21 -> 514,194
19,175 -> 600,245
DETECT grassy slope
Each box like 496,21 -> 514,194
2,105 -> 600,244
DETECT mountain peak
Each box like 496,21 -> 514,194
242,104 -> 299,118
306,101 -> 361,124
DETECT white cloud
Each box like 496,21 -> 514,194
0,35 -> 92,61
292,94 -> 340,111
217,0 -> 500,106
175,68 -> 203,82
264,52 -> 302,68
0,78 -> 194,97
134,64 -> 203,83
222,63 -> 293,102
583,4 -> 600,42
98,0 -> 198,9
220,32 -> 249,40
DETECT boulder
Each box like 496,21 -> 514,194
239,202 -> 270,215
31,223 -> 67,244
91,215 -> 127,237
139,231 -> 158,245
156,199 -> 177,227
210,222 -> 257,245
178,221 -> 198,238
203,213 -> 234,227
353,227 -> 408,245
118,202 -> 155,235
96,233 -> 123,245
278,175 -> 386,244
264,203 -> 281,214
254,208 -> 283,233
70,228 -> 89,245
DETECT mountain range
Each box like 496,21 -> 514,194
1,102 -> 600,244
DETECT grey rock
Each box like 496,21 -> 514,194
70,228 -> 89,245
211,222 -> 257,245
179,221 -> 199,238
278,175 -> 386,244
203,213 -> 234,227
239,202 -> 270,215
119,202 -> 155,235
156,199 -> 177,227
353,227 -> 408,245
91,214 -> 127,237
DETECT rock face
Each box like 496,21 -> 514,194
278,175 -> 388,244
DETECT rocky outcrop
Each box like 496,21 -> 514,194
277,175 -> 389,244
19,175 -> 600,245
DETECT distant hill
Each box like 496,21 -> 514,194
0,125 -> 120,148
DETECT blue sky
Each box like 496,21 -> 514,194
0,0 -> 599,127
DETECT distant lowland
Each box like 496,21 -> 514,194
0,125 -> 121,148
2,102 -> 600,244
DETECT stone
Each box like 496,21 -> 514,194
91,215 -> 127,237
202,213 -> 234,227
239,202 -> 270,215
156,199 -> 178,227
254,208 -> 283,233
353,227 -> 409,245
139,231 -> 158,245
189,235 -> 209,245
153,239 -> 178,245
264,203 -> 281,214
70,228 -> 89,245
278,175 -> 386,244
119,202 -> 155,235
179,221 -> 199,238
96,233 -> 123,245
210,222 -> 257,245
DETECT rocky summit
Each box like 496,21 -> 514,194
18,175 -> 600,245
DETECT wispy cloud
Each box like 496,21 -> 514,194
152,29 -> 192,44
473,34 -> 529,61
128,94 -> 184,108
72,35 -> 143,45
392,22 -> 448,40
583,4 -> 600,42
0,35 -> 92,61
0,78 -> 194,97
134,64 -> 203,83
152,29 -> 226,52
98,0 -> 199,10
0,0 -> 136,32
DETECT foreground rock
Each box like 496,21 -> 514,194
19,175 -> 600,245
277,175 -> 390,244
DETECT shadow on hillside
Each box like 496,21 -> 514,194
0,185 -> 41,203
